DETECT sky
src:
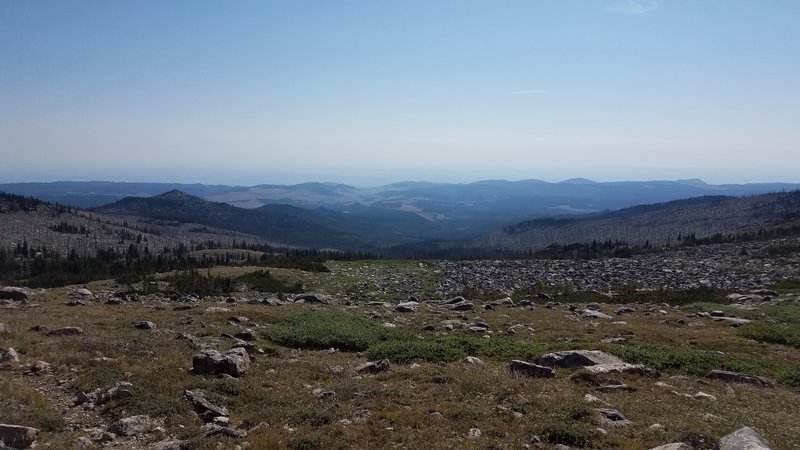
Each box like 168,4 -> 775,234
1,0 -> 799,186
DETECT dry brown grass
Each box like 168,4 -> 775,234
1,263 -> 799,448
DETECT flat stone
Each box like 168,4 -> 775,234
593,408 -> 632,428
708,370 -> 774,388
185,390 -> 229,422
46,327 -> 83,337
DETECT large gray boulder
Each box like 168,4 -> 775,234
192,348 -> 250,377
720,427 -> 772,450
0,424 -> 38,449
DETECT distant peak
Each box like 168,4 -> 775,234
677,178 -> 707,186
559,178 -> 596,185
154,189 -> 190,199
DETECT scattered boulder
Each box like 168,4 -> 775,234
537,350 -> 625,369
395,301 -> 418,313
352,409 -> 372,424
26,361 -> 52,376
234,329 -> 257,341
708,370 -> 774,388
447,301 -> 475,311
464,356 -> 483,365
582,309 -> 613,319
509,360 -> 555,378
75,381 -> 133,406
192,348 -> 250,377
46,327 -> 83,337
0,288 -> 28,303
356,359 -> 390,374
176,332 -> 206,349
648,444 -> 691,450
593,408 -> 632,428
202,423 -> 246,439
133,321 -> 156,330
720,426 -> 772,450
185,390 -> 229,423
293,293 -> 328,304
0,323 -> 7,334
75,288 -> 94,297
0,424 -> 38,449
107,415 -> 163,436
0,348 -> 19,365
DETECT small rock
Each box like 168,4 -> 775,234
468,428 -> 481,438
107,415 -> 163,436
352,409 -> 372,424
464,356 -> 483,364
133,321 -> 155,330
357,359 -> 390,374
648,444 -> 691,450
593,408 -> 632,428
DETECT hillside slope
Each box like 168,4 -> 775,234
477,191 -> 800,251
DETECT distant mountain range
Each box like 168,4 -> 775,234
4,179 -> 800,254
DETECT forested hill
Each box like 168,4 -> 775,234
477,191 -> 800,252
94,190 -> 365,249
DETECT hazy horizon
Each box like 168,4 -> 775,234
2,1 -> 799,185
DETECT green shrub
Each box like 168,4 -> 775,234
610,343 -> 762,376
266,310 -> 403,351
365,340 -> 466,363
739,323 -> 800,348
236,269 -> 303,293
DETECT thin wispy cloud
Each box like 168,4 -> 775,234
606,0 -> 659,14
512,89 -> 549,95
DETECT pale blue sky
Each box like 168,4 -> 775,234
1,0 -> 799,185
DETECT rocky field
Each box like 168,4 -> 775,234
1,250 -> 800,449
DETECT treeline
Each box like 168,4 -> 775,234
0,238 -> 373,288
